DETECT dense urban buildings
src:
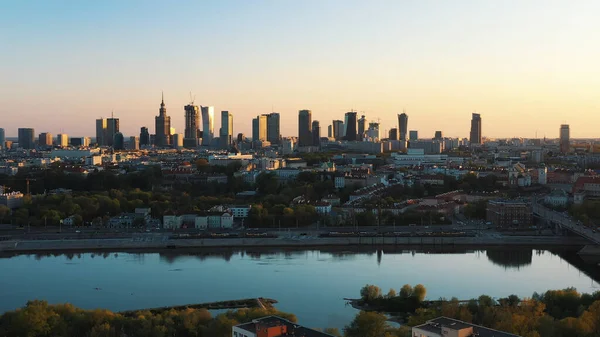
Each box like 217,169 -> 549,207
398,112 -> 408,140
298,109 -> 312,146
17,128 -> 35,149
220,110 -> 233,148
470,112 -> 482,145
155,94 -> 171,147
344,111 -> 358,141
201,106 -> 215,146
560,124 -> 570,153
183,104 -> 200,148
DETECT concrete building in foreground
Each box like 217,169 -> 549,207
486,199 -> 532,228
413,317 -> 521,337
232,316 -> 334,337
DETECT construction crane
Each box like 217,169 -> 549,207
5,178 -> 37,196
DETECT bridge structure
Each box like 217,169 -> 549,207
532,200 -> 600,245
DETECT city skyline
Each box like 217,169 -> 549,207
2,1 -> 600,138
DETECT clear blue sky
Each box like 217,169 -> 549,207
1,0 -> 599,138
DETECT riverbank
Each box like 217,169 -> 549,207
0,235 -> 590,254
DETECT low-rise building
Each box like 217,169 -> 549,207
544,190 -> 569,207
486,199 -> 532,228
232,316 -> 334,337
0,191 -> 24,209
314,201 -> 332,214
229,205 -> 251,218
413,317 -> 521,337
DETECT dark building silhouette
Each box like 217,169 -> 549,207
434,131 -> 443,139
18,128 -> 35,149
312,120 -> 321,147
106,117 -> 119,147
398,112 -> 408,141
266,112 -> 280,144
388,128 -> 398,140
344,111 -> 357,141
113,132 -> 124,150
298,110 -> 312,146
470,113 -> 482,144
140,127 -> 150,146
237,133 -> 245,143
560,124 -> 570,154
184,104 -> 200,148
155,93 -> 171,147
357,115 -> 367,140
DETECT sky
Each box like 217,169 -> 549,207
1,0 -> 599,139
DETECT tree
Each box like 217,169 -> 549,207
386,289 -> 397,299
413,284 -> 427,302
360,284 -> 382,302
256,172 -> 279,195
0,205 -> 10,223
344,311 -> 388,337
399,284 -> 413,299
323,327 -> 342,336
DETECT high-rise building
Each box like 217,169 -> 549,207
327,125 -> 333,138
129,136 -> 140,150
344,111 -> 358,141
266,112 -> 281,144
173,133 -> 183,148
398,112 -> 408,141
95,118 -> 107,146
220,110 -> 233,148
298,110 -> 312,146
140,127 -> 150,146
155,93 -> 171,147
434,131 -> 443,140
106,117 -> 120,147
332,120 -> 344,140
560,124 -> 570,154
366,122 -> 380,140
312,120 -> 321,147
113,132 -> 124,150
56,133 -> 68,147
389,128 -> 398,141
39,132 -> 52,147
70,137 -> 91,147
237,133 -> 245,143
358,115 -> 367,140
184,104 -> 200,148
201,106 -> 215,146
470,113 -> 482,145
409,130 -> 419,141
252,115 -> 268,142
0,128 -> 5,149
18,128 -> 35,149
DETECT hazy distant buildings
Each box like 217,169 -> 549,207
56,133 -> 68,147
220,110 -> 233,148
344,111 -> 358,141
252,115 -> 268,142
409,130 -> 418,141
298,110 -> 312,146
312,120 -> 321,147
470,113 -> 482,145
434,131 -> 443,140
388,128 -> 398,141
266,112 -> 281,144
201,106 -> 215,146
39,132 -> 52,147
358,115 -> 367,140
18,128 -> 35,149
140,127 -> 150,146
332,120 -> 344,140
106,117 -> 120,147
155,94 -> 171,147
95,118 -> 107,146
398,112 -> 408,141
560,124 -> 570,154
184,104 -> 200,148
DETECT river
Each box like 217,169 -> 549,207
1,247 -> 599,330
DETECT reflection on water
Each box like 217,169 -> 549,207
1,246 -> 599,329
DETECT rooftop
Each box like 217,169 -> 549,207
414,317 -> 521,337
235,316 -> 334,337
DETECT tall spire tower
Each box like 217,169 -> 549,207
155,92 -> 171,147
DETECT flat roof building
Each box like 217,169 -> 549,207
232,316 -> 334,337
413,317 -> 521,337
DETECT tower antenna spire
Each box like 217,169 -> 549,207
161,91 -> 164,104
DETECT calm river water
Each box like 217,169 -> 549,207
1,247 -> 599,329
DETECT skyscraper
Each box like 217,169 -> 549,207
560,124 -> 570,154
434,131 -> 443,139
95,118 -> 107,146
344,111 -> 358,141
252,115 -> 268,142
298,110 -> 312,146
327,125 -> 333,138
113,132 -> 124,150
184,104 -> 200,148
155,93 -> 171,147
56,133 -> 68,147
39,132 -> 52,147
409,130 -> 418,141
201,106 -> 215,146
388,128 -> 398,140
312,120 -> 321,147
18,128 -> 35,149
266,112 -> 281,144
129,136 -> 140,150
220,111 -> 233,148
332,120 -> 344,140
469,113 -> 482,145
398,112 -> 408,141
358,115 -> 367,141
140,127 -> 150,146
106,117 -> 120,147
0,128 -> 4,149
